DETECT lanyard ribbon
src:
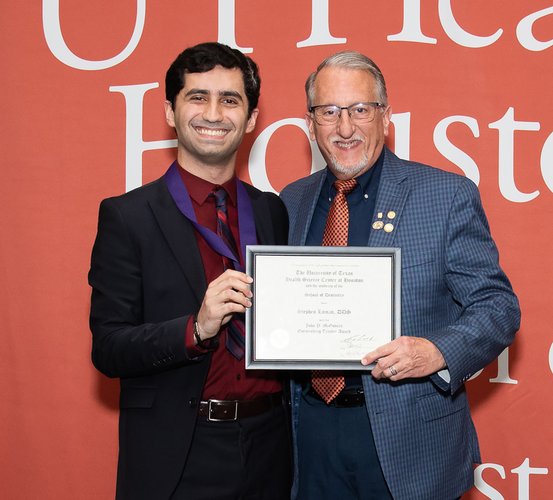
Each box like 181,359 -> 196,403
164,162 -> 257,272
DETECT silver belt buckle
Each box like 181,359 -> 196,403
207,399 -> 239,422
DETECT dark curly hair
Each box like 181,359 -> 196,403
165,42 -> 260,117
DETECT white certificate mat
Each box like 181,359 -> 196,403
245,246 -> 401,370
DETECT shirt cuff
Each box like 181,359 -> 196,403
437,368 -> 451,382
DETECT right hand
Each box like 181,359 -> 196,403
196,269 -> 253,340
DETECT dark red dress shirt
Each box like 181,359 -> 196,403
178,166 -> 282,400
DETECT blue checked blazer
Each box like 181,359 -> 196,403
280,147 -> 520,500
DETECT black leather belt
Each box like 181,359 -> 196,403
198,392 -> 282,421
307,387 -> 365,407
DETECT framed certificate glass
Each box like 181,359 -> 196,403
245,246 -> 401,370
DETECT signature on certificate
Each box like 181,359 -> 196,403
340,334 -> 375,354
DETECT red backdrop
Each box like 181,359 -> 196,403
2,1 -> 552,498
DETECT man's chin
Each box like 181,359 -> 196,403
196,149 -> 237,166
329,158 -> 369,179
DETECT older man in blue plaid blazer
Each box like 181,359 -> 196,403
280,51 -> 520,500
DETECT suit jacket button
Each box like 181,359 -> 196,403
188,398 -> 198,408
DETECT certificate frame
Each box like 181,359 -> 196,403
245,245 -> 401,370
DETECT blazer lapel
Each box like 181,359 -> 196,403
291,170 -> 327,245
368,149 -> 410,248
148,180 -> 207,305
244,184 -> 273,245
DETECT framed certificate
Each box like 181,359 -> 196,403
245,246 -> 401,370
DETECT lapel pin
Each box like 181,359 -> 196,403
377,212 -> 383,219
384,223 -> 394,233
387,211 -> 396,219
372,221 -> 384,230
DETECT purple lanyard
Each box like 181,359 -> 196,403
164,162 -> 257,272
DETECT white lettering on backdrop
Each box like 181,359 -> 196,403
475,458 -> 549,500
42,0 -> 146,70
42,1 -> 553,71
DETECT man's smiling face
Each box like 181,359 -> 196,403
165,65 -> 258,170
306,66 -> 391,180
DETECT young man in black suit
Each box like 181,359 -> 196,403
89,42 -> 290,500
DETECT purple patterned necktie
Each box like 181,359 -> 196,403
212,187 -> 245,360
312,178 -> 358,403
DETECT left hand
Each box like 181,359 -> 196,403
361,336 -> 446,381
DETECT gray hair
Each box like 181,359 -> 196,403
305,51 -> 388,108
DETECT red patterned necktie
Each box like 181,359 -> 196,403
311,178 -> 358,404
212,187 -> 245,360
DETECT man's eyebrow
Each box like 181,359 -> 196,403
219,90 -> 243,101
184,88 -> 209,97
184,89 -> 243,101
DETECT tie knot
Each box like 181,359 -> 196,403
212,187 -> 227,208
334,179 -> 357,195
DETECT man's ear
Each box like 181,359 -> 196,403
245,108 -> 259,134
305,112 -> 316,141
382,105 -> 392,137
164,100 -> 175,128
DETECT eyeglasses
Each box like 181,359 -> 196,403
309,102 -> 385,125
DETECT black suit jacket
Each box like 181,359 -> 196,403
89,174 -> 289,500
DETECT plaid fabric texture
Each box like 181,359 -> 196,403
280,147 -> 520,500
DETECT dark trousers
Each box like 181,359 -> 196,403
171,402 -> 291,500
297,392 -> 393,500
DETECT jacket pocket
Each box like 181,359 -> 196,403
120,386 -> 157,409
416,392 -> 466,422
401,255 -> 435,270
